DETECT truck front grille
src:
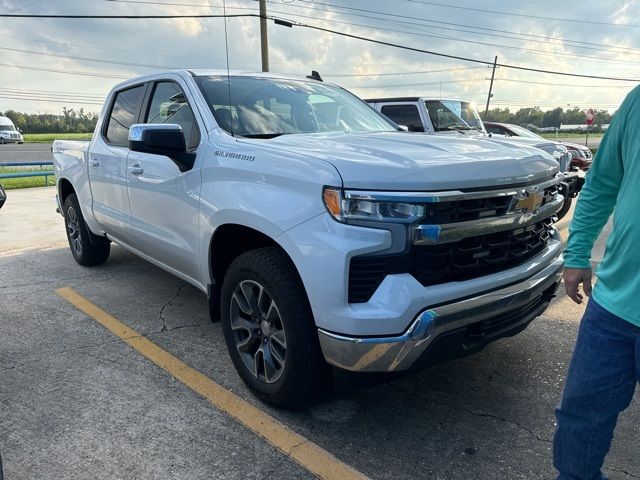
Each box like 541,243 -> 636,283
348,218 -> 555,303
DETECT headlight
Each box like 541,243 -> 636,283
323,187 -> 425,224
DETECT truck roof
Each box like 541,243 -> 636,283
0,116 -> 14,126
111,69 -> 326,91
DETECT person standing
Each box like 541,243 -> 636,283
554,86 -> 640,480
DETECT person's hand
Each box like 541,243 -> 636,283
564,267 -> 593,304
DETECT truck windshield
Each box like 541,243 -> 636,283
0,125 -> 16,131
424,100 -> 484,133
195,76 -> 397,137
506,124 -> 545,140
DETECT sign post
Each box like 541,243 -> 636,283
585,108 -> 595,147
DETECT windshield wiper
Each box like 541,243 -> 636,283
439,126 -> 471,134
241,133 -> 288,139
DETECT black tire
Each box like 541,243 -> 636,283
221,247 -> 331,408
62,193 -> 110,266
0,138 -> 5,144
556,196 -> 572,221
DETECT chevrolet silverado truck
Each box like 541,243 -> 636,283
54,71 -> 564,407
366,97 -> 583,219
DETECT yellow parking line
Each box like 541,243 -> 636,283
56,286 -> 368,480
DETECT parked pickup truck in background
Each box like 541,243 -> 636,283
366,97 -> 583,219
54,71 -> 564,407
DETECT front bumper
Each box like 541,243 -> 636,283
318,255 -> 562,373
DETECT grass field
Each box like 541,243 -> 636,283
23,133 -> 93,143
0,166 -> 55,190
540,132 -> 604,140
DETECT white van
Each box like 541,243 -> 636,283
0,116 -> 24,144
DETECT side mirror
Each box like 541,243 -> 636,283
0,185 -> 6,210
397,125 -> 409,132
129,124 -> 196,171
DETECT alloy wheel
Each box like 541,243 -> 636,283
66,206 -> 83,256
229,280 -> 287,384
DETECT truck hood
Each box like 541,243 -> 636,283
249,131 -> 559,190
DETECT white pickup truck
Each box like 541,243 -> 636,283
54,71 -> 564,407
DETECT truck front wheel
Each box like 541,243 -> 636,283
63,193 -> 110,266
221,247 -> 331,408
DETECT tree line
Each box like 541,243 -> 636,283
0,107 -> 98,134
484,106 -> 614,130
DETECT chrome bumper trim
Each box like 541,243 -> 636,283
343,173 -> 563,204
318,256 -> 563,373
412,194 -> 562,245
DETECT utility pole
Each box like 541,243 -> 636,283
259,0 -> 269,72
484,55 -> 498,120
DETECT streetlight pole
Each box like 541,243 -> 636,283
259,0 -> 269,72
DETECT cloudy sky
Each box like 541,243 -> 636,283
0,0 -> 639,114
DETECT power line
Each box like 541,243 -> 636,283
494,78 -> 634,89
0,45 -> 183,69
0,95 -> 103,105
0,62 -> 130,79
4,10 -> 640,83
286,0 -> 640,57
342,78 -> 487,89
0,12 -> 260,18
274,1 -> 640,65
406,0 -> 640,28
276,17 -> 640,82
324,66 -> 485,78
2,88 -> 105,99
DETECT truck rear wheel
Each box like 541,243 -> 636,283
221,247 -> 331,408
63,193 -> 110,266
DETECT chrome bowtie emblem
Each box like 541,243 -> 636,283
514,190 -> 544,214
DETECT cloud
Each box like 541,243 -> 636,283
0,0 -> 636,113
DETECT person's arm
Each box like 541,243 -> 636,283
563,94 -> 629,303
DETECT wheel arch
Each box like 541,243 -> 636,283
207,223 -> 309,320
58,177 -> 76,205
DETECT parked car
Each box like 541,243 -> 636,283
367,97 -> 583,219
54,71 -> 564,407
0,116 -> 24,144
0,185 -> 6,209
483,122 -> 593,171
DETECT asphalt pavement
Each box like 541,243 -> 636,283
2,187 -> 635,480
0,143 -> 52,164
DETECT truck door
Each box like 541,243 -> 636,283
126,80 -> 204,281
89,83 -> 148,242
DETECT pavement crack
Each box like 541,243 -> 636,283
287,439 -> 309,455
389,382 -> 552,444
158,284 -> 186,332
610,466 -> 640,478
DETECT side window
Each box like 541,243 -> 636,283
145,82 -> 200,150
105,84 -> 146,147
380,105 -> 424,132
487,126 -> 505,135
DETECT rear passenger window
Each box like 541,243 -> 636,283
105,84 -> 146,146
381,104 -> 424,132
145,82 -> 200,150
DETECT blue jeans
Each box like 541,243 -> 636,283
554,299 -> 640,480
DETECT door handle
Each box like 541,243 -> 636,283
128,164 -> 144,175
89,158 -> 100,167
